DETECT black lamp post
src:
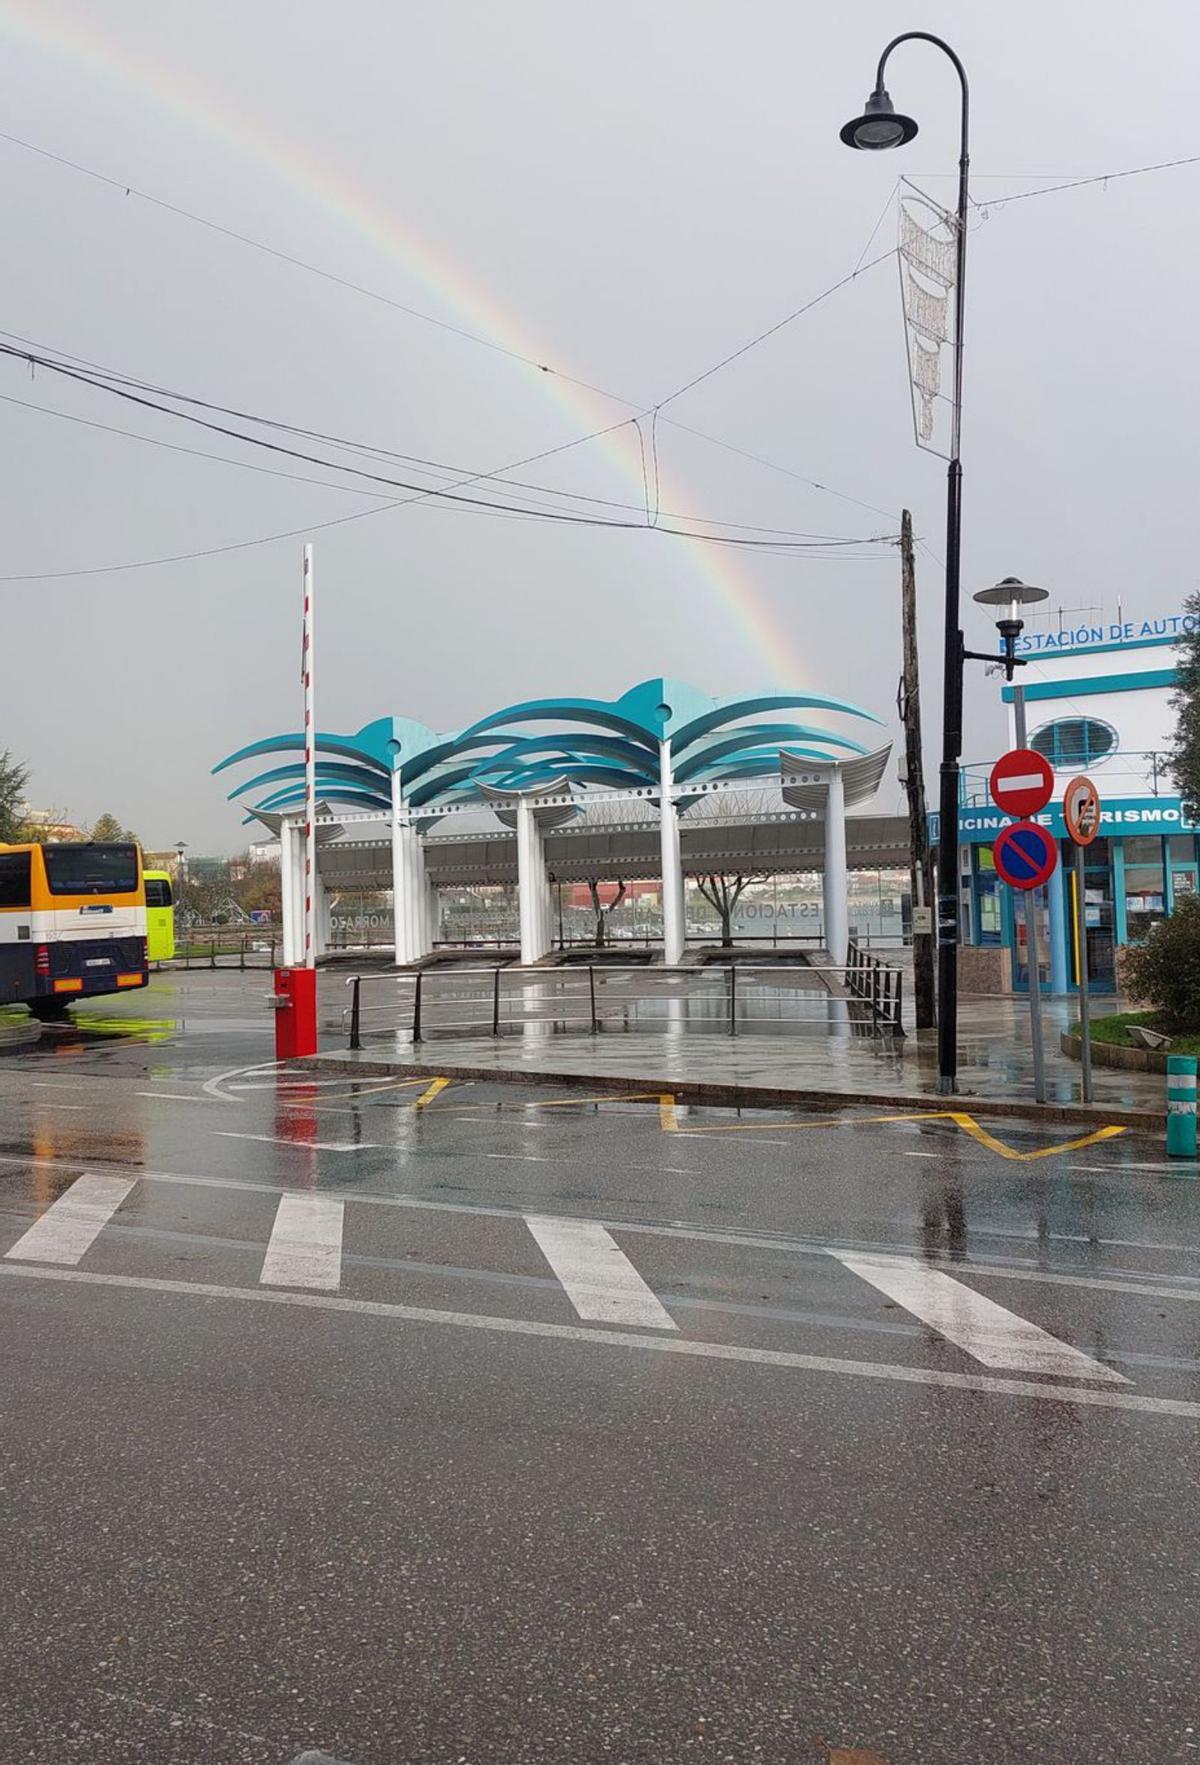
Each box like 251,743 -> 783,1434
842,32 -> 969,1094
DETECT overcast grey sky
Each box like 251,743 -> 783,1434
3,0 -> 1198,850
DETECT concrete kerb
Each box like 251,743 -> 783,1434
292,1052 -> 1164,1129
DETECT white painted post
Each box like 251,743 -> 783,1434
659,739 -> 685,965
302,543 -> 316,971
823,763 -> 849,969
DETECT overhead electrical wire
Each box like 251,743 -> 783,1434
0,127 -> 903,524
0,341 -> 895,578
0,385 -> 873,544
0,341 -> 887,545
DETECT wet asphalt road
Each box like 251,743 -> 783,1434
1,972 -> 1199,1764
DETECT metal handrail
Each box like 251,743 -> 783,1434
343,958 -> 906,1049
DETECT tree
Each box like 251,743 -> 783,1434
1123,894 -> 1200,1028
89,812 -> 127,842
1168,588 -> 1200,818
695,873 -> 762,947
587,879 -> 627,948
0,751 -> 30,842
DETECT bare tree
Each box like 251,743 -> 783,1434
695,873 -> 762,947
587,879 -> 627,948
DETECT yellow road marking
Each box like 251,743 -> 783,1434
662,1109 -> 948,1136
428,1091 -> 664,1111
948,1114 -> 1127,1162
659,1098 -> 1128,1161
304,1077 -> 1130,1163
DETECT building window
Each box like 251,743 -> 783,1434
1029,717 -> 1117,769
1124,835 -> 1166,941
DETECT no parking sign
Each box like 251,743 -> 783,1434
993,819 -> 1058,891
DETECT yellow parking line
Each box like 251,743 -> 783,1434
658,1097 -> 1128,1162
663,1109 -> 950,1136
949,1114 -> 1127,1162
413,1076 -> 450,1109
433,1091 -> 663,1112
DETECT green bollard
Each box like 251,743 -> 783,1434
1166,1054 -> 1198,1166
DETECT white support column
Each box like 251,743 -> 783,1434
390,771 -> 431,967
424,872 -> 440,950
659,739 -> 685,965
313,870 -> 331,959
280,817 -> 304,967
515,797 -> 552,965
823,762 -> 849,969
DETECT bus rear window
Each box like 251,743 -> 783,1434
0,850 -> 31,908
145,877 -> 173,908
42,843 -> 139,896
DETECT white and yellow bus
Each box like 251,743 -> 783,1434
0,841 -> 148,1019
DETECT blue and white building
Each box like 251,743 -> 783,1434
952,610 -> 1196,995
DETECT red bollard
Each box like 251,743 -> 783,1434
273,967 -> 318,1059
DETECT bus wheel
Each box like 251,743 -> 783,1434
28,999 -> 71,1023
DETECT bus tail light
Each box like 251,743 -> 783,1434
34,944 -> 50,977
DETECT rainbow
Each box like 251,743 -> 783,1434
3,5 -> 824,682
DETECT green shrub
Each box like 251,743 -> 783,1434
1123,894 -> 1200,1029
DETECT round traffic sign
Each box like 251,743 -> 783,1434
993,819 -> 1058,891
1063,774 -> 1101,846
988,747 -> 1054,817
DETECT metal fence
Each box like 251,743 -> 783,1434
157,930 -> 278,971
845,939 -> 905,1033
344,960 -> 905,1050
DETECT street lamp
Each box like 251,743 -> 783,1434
841,31 -> 969,1094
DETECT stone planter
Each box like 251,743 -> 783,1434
1059,1030 -> 1171,1073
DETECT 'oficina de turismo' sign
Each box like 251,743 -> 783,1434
930,797 -> 1199,844
1015,612 -> 1198,654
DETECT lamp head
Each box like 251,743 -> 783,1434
840,87 -> 918,151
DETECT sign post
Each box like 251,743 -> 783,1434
989,747 -> 1055,1103
1064,775 -> 1101,1104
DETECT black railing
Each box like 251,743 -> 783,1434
158,930 -> 277,971
845,939 -> 905,1037
344,960 -> 907,1050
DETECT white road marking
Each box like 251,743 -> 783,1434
525,1214 -> 677,1329
833,1251 -> 1127,1383
202,1060 -> 283,1102
1072,1162 -> 1200,1175
2,1153 -> 1199,1307
5,1173 -> 135,1266
215,1132 -> 379,1152
2,1260 -> 1196,1419
135,1091 -> 214,1102
260,1195 -> 344,1290
901,1150 -> 941,1159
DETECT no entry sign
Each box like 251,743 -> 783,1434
993,819 -> 1058,891
989,747 -> 1054,817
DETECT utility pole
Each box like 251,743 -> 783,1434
899,510 -> 935,1029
